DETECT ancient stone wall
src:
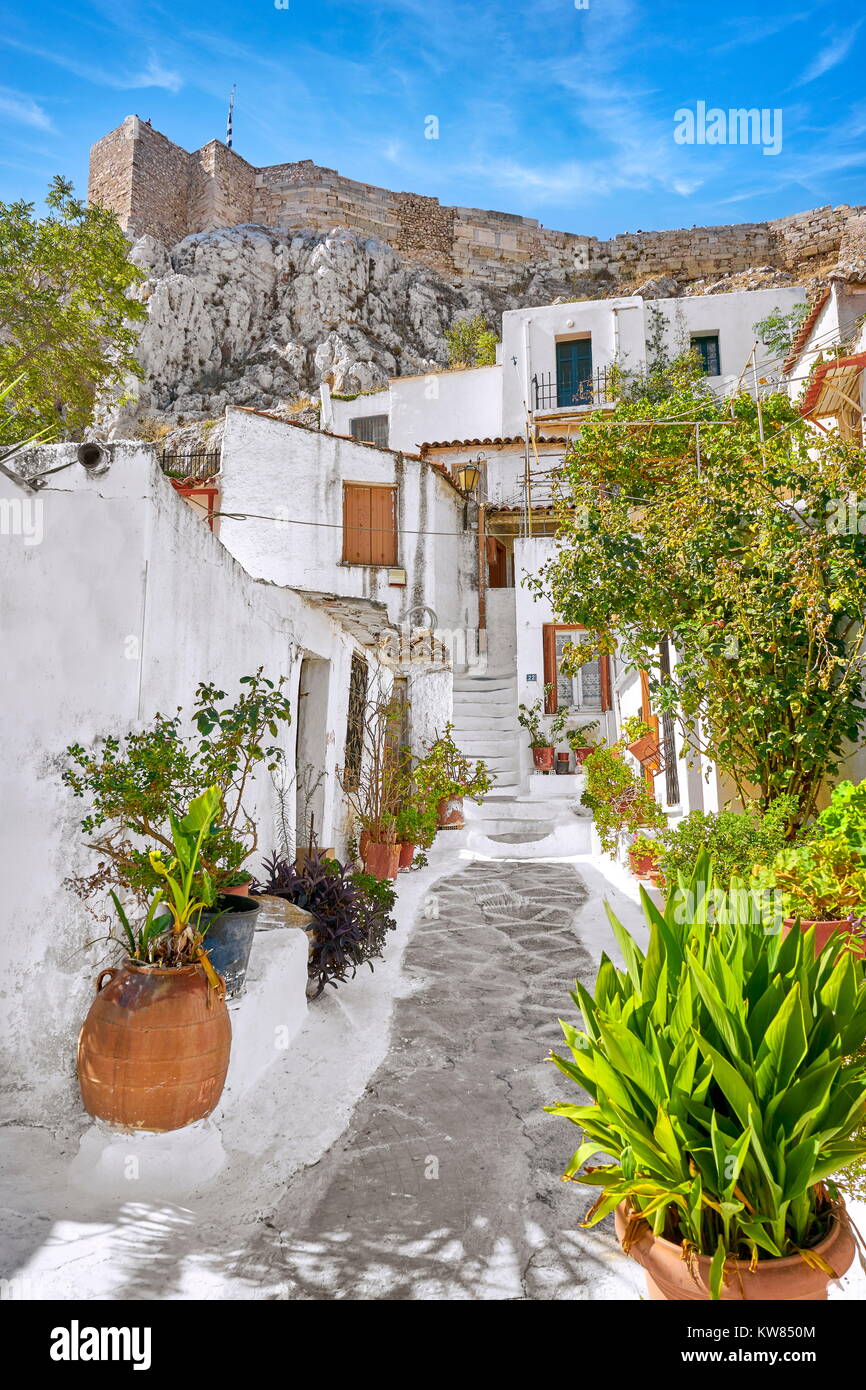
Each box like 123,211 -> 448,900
89,117 -> 865,290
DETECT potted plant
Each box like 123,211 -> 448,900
752,778 -> 866,958
518,684 -> 556,771
548,853 -> 864,1300
258,850 -> 397,997
567,720 -> 601,767
581,742 -> 666,855
77,786 -> 232,1134
415,724 -> 493,828
627,832 -> 660,880
63,668 -> 292,928
395,802 -> 438,870
338,690 -> 406,879
621,713 -> 660,766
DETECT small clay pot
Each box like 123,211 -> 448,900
572,746 -> 594,766
532,746 -> 555,771
629,849 -> 658,879
398,841 -> 416,870
221,880 -> 251,898
363,841 -> 400,880
615,1201 -> 854,1301
782,918 -> 866,960
437,796 -> 464,829
555,752 -> 571,775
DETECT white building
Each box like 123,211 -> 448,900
328,286 -> 807,811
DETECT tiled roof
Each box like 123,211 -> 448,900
419,436 -> 569,453
782,290 -> 830,373
800,351 -> 866,418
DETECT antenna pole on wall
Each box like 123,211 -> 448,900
226,84 -> 236,148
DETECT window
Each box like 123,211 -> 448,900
350,414 -> 389,448
691,334 -> 721,377
343,653 -> 368,790
542,625 -> 611,712
556,337 -> 593,407
342,483 -> 398,566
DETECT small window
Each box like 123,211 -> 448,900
342,483 -> 398,566
343,653 -> 368,791
350,414 -> 389,447
691,334 -> 721,377
542,624 -> 611,712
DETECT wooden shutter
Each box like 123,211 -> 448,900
343,483 -> 397,565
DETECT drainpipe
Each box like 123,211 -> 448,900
477,502 -> 487,632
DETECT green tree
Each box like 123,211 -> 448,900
445,313 -> 498,368
0,176 -> 146,445
538,372 -> 866,829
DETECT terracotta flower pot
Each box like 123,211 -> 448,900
629,849 -> 658,879
572,746 -> 594,766
359,830 -> 371,863
628,734 -> 660,764
615,1201 -> 855,1301
782,918 -> 866,959
221,880 -> 251,898
532,746 -> 555,771
555,752 -> 571,775
437,795 -> 464,829
398,841 -> 416,870
77,960 -> 231,1133
363,841 -> 400,880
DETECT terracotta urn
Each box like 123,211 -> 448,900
532,746 -> 555,771
615,1201 -> 854,1301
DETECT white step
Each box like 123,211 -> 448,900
452,675 -> 517,693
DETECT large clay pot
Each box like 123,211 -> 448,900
437,795 -> 464,829
77,961 -> 231,1133
363,841 -> 400,880
200,896 -> 262,998
782,918 -> 866,960
398,841 -> 416,870
532,746 -> 555,771
572,746 -> 594,767
615,1201 -> 854,1301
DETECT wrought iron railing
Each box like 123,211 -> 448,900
532,368 -> 620,412
158,449 -> 221,480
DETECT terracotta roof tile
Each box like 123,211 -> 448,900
783,290 -> 830,373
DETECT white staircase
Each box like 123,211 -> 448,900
451,670 -> 593,858
452,672 -> 521,795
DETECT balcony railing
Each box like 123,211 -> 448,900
158,449 -> 221,481
532,368 -> 620,412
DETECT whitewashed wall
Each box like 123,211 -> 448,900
217,407 -> 479,658
0,444 -> 364,1125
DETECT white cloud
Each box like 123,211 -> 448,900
0,88 -> 53,132
0,38 -> 182,93
796,25 -> 861,85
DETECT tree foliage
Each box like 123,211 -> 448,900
445,313 -> 498,368
0,176 -> 146,444
538,366 -> 866,828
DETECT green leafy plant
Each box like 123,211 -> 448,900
582,742 -> 666,854
548,852 -> 866,1299
445,313 -> 498,369
753,303 -> 809,360
755,780 -> 866,922
414,724 -> 493,804
63,669 -> 291,913
110,786 -> 225,987
395,802 -> 438,848
629,832 -> 660,862
567,719 -> 601,753
655,798 -> 796,891
518,686 -> 553,749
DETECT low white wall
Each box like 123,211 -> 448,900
0,443 -> 359,1125
388,366 -> 502,452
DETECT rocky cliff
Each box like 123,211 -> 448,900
104,216 -> 844,435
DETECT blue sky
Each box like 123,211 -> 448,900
0,0 -> 863,238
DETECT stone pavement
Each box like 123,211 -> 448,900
237,858 -> 642,1299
